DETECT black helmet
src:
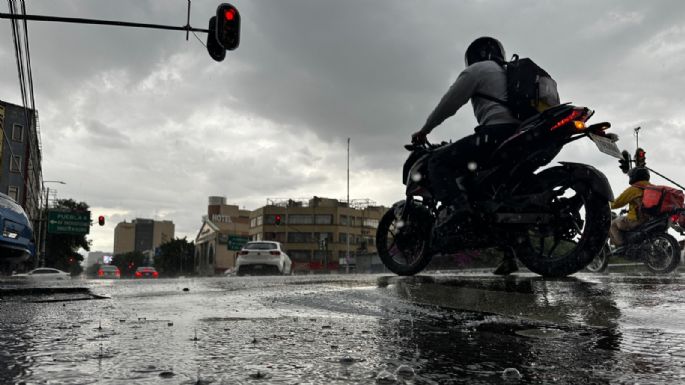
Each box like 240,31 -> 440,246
464,37 -> 505,67
628,167 -> 650,184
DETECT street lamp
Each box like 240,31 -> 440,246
36,180 -> 66,267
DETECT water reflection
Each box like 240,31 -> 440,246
379,275 -> 685,383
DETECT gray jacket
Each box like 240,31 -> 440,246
422,60 -> 519,133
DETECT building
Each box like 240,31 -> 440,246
0,100 -> 42,225
195,196 -> 251,275
113,218 -> 175,256
249,197 -> 386,273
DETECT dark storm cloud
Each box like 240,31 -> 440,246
1,0 -> 684,251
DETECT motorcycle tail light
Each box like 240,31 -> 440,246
550,108 -> 588,131
574,121 -> 586,130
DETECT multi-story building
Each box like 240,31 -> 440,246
113,218 -> 175,256
195,196 -> 251,275
249,197 -> 386,273
0,100 -> 42,225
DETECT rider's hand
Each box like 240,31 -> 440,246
411,130 -> 428,144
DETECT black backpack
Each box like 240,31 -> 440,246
475,55 -> 559,121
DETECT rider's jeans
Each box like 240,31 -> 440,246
610,215 -> 643,246
427,124 -> 518,205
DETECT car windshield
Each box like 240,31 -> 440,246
244,242 -> 277,250
2,2 -> 684,384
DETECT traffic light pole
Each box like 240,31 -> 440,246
0,13 -> 209,34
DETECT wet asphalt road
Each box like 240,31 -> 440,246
0,270 -> 684,385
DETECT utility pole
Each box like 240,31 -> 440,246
346,138 -> 350,274
634,126 -> 641,150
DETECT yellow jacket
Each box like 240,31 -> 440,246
611,181 -> 652,221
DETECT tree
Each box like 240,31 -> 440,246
154,237 -> 195,277
112,251 -> 146,278
44,198 -> 91,276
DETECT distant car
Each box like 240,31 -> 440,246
134,266 -> 159,279
97,265 -> 121,279
0,192 -> 34,264
13,268 -> 70,280
236,241 -> 292,276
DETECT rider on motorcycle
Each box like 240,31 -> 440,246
609,167 -> 652,246
410,37 -> 549,275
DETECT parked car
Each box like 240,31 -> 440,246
13,268 -> 70,280
97,265 -> 121,279
236,241 -> 292,276
0,192 -> 34,265
134,266 -> 159,279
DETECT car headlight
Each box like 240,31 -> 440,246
2,230 -> 18,239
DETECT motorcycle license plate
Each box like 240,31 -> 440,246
589,133 -> 622,159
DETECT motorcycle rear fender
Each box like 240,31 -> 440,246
558,162 -> 614,201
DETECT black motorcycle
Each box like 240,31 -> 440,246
377,104 -> 617,277
586,209 -> 684,274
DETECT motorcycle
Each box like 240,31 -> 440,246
586,208 -> 684,274
376,104 -> 618,277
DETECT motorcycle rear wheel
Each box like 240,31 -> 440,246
516,167 -> 612,277
376,201 -> 433,276
643,233 -> 681,274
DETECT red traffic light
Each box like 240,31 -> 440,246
98,215 -> 105,226
215,3 -> 240,51
275,215 -> 282,225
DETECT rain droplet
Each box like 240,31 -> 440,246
502,367 -> 522,380
467,161 -> 478,171
395,365 -> 415,379
375,370 -> 398,384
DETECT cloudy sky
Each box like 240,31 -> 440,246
1,0 -> 684,253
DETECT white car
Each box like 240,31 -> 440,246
13,268 -> 70,280
236,241 -> 292,276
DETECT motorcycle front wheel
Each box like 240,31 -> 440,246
643,233 -> 681,274
376,201 -> 433,276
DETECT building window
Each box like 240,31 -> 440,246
313,250 -> 331,262
12,124 -> 23,142
264,232 -> 286,242
340,215 -> 348,226
314,232 -> 333,242
256,216 -> 263,226
289,250 -> 311,262
315,214 -> 333,225
250,218 -> 257,228
287,232 -> 312,243
288,214 -> 313,225
10,156 -> 21,173
339,233 -> 348,243
363,219 -> 379,229
7,186 -> 19,201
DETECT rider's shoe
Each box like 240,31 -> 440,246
493,257 -> 519,276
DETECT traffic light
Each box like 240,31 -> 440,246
619,150 -> 632,174
635,148 -> 646,168
215,3 -> 240,51
206,16 -> 226,62
275,215 -> 282,226
98,215 -> 105,226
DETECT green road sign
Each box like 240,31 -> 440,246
47,210 -> 91,235
227,235 -> 249,251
